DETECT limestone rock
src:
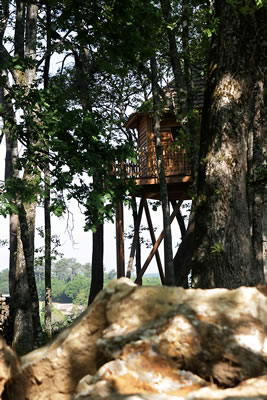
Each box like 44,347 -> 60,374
73,343 -> 207,400
0,336 -> 21,397
73,376 -> 267,400
4,279 -> 267,400
187,375 -> 267,399
98,283 -> 267,387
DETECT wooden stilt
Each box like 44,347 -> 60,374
135,199 -> 183,284
126,197 -> 145,278
144,200 -> 165,285
116,203 -> 125,277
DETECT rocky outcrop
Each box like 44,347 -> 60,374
3,279 -> 267,400
0,336 -> 21,397
0,295 -> 9,339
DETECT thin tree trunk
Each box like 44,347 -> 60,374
160,0 -> 184,93
150,56 -> 174,286
247,75 -> 265,284
44,168 -> 52,337
44,2 -> 52,338
181,0 -> 199,181
88,224 -> 104,305
3,89 -> 19,298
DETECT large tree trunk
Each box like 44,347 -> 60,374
11,1 -> 42,350
191,3 -> 266,288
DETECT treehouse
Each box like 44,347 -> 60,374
115,109 -> 193,282
115,75 -> 203,282
124,110 -> 192,200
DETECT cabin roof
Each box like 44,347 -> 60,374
125,72 -> 205,131
125,112 -> 145,130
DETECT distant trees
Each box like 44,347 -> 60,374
0,269 -> 9,294
35,257 -> 117,305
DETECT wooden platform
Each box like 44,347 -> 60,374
133,175 -> 192,200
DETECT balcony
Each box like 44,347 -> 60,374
113,143 -> 191,182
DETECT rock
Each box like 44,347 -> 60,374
73,343 -> 207,399
98,282 -> 267,387
0,336 -> 21,397
73,376 -> 267,400
187,375 -> 267,399
4,279 -> 267,400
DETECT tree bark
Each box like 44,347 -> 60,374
18,200 -> 42,347
12,224 -> 34,355
191,3 -> 266,288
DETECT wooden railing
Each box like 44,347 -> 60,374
113,143 -> 191,180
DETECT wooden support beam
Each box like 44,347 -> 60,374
144,200 -> 165,285
135,199 -> 183,284
116,203 -> 125,277
126,197 -> 145,278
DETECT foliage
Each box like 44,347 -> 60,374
64,274 -> 90,302
0,269 -> 9,294
142,276 -> 161,286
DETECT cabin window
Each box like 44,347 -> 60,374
171,127 -> 179,141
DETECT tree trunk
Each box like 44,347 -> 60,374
191,3 -> 266,288
12,223 -> 34,355
88,224 -> 104,305
3,90 -> 19,298
247,76 -> 266,284
173,205 -> 195,288
150,56 -> 174,286
43,3 -> 52,339
18,200 -> 42,347
160,0 -> 184,93
44,168 -> 52,338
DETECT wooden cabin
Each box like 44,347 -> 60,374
115,109 -> 193,282
123,110 -> 191,200
115,75 -> 204,281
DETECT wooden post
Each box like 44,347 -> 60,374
116,203 -> 125,277
135,199 -> 183,284
144,200 -> 165,285
126,197 -> 145,279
